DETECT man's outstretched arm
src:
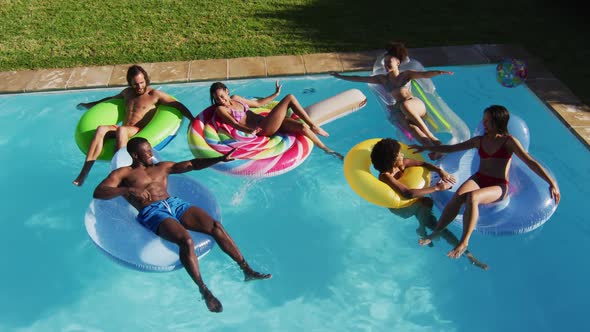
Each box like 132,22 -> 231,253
156,91 -> 195,121
169,149 -> 236,174
78,91 -> 125,110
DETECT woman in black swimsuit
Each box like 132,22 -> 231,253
331,42 -> 453,160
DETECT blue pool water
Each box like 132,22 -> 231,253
0,65 -> 589,331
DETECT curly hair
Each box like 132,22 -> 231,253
484,105 -> 510,135
126,65 -> 150,87
209,82 -> 229,106
385,42 -> 409,62
370,138 -> 401,173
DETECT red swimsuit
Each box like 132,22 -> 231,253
473,136 -> 512,188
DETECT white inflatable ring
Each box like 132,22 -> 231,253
430,115 -> 557,235
85,149 -> 221,271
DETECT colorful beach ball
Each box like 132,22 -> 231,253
496,58 -> 527,88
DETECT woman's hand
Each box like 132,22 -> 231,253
434,180 -> 452,191
440,70 -> 454,76
329,71 -> 340,78
274,80 -> 282,95
409,144 -> 427,153
438,169 -> 456,184
222,148 -> 237,162
550,184 -> 561,204
250,127 -> 262,135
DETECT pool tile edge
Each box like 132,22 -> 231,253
0,44 -> 588,149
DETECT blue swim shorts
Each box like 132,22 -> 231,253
136,197 -> 191,234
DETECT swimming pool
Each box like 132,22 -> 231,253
0,64 -> 588,331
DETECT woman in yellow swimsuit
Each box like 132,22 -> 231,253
331,42 -> 453,160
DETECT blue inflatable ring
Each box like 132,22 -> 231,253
85,149 -> 220,271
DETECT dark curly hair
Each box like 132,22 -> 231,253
385,42 -> 409,62
126,65 -> 150,86
484,105 -> 510,135
210,82 -> 229,106
371,138 -> 401,173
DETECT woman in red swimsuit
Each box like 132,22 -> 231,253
410,105 -> 560,259
210,81 -> 343,159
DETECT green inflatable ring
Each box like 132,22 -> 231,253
74,98 -> 183,160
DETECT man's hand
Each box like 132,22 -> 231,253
77,102 -> 91,110
127,188 -> 152,203
550,184 -> 561,204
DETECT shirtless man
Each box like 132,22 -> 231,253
93,137 -> 271,313
73,65 -> 195,186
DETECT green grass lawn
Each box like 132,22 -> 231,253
1,0 -> 588,104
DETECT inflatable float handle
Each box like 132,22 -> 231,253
412,81 -> 451,131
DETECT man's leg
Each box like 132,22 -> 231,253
115,126 -> 140,150
180,206 -> 271,281
73,125 -> 117,186
157,218 -> 223,313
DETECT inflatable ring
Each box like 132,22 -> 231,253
344,138 -> 431,209
84,149 -> 219,272
188,102 -> 313,177
430,115 -> 558,235
75,98 -> 183,161
368,55 -> 470,145
188,89 -> 367,177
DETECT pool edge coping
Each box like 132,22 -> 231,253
1,43 -> 588,149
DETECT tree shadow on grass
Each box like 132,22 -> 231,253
254,0 -> 590,105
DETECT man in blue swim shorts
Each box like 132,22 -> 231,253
137,196 -> 192,233
93,137 -> 271,313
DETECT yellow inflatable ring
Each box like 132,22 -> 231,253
343,138 -> 431,209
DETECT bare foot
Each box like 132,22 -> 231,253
311,126 -> 329,137
327,150 -> 344,160
447,244 -> 467,259
473,260 -> 489,270
418,237 -> 433,246
416,231 -> 434,248
200,288 -> 223,313
244,270 -> 272,282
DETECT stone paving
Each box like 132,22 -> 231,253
0,44 -> 588,148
